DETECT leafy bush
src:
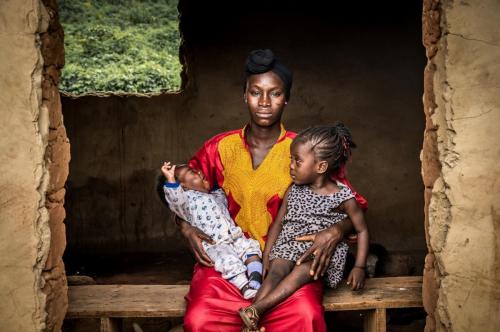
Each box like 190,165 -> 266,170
59,0 -> 181,95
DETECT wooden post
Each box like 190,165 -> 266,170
363,308 -> 386,332
100,317 -> 121,332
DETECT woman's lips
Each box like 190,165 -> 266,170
255,112 -> 273,119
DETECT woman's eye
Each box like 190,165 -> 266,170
250,91 -> 260,96
271,91 -> 282,97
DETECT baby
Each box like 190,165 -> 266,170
160,162 -> 263,299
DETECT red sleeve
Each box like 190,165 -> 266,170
188,133 -> 231,190
332,165 -> 368,211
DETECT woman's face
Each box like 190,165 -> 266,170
245,71 -> 286,127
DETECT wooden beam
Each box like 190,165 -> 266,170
66,276 -> 422,319
363,308 -> 386,332
100,317 -> 121,332
323,276 -> 422,311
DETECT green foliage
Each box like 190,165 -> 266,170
59,0 -> 181,95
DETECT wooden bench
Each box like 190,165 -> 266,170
66,276 -> 422,332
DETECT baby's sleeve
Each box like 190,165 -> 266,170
163,182 -> 191,222
211,188 -> 228,207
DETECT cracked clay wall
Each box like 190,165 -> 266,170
422,0 -> 500,331
0,0 -> 69,331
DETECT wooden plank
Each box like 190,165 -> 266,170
67,284 -> 189,318
66,276 -> 422,318
323,276 -> 423,311
100,317 -> 121,332
363,308 -> 386,332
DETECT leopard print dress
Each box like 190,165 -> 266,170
269,184 -> 354,287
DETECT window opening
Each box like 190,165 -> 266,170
59,0 -> 182,96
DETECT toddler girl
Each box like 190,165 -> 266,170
239,123 -> 369,331
160,162 -> 263,299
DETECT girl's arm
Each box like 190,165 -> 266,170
262,186 -> 291,278
343,198 -> 369,290
263,186 -> 290,254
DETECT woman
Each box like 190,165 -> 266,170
179,49 -> 367,331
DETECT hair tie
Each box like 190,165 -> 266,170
342,136 -> 350,156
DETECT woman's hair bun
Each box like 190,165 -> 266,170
245,49 -> 276,74
243,48 -> 293,101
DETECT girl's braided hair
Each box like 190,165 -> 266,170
292,122 -> 356,175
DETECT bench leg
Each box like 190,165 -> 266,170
363,308 -> 386,332
100,317 -> 121,332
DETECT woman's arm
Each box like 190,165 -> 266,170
295,218 -> 353,280
176,216 -> 215,267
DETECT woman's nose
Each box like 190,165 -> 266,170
258,93 -> 271,107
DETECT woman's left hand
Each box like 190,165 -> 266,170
295,224 -> 344,280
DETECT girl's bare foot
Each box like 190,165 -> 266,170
239,305 -> 260,331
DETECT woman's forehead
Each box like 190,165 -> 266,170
247,71 -> 284,89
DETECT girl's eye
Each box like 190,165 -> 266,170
271,91 -> 282,97
250,90 -> 260,96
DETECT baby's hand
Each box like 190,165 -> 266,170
347,266 -> 366,291
161,162 -> 176,183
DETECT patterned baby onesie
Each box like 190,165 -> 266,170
269,184 -> 354,287
163,183 -> 261,281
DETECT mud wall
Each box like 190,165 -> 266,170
0,1 -> 50,330
62,1 -> 427,256
40,0 -> 70,330
422,0 -> 500,331
0,0 -> 69,331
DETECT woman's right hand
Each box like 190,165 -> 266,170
178,219 -> 215,266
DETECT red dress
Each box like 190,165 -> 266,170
184,125 -> 367,331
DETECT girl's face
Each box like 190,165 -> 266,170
245,71 -> 286,128
289,142 -> 319,185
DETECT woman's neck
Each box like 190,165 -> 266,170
246,122 -> 282,147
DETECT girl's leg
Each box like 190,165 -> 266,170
254,258 -> 295,303
239,259 -> 294,330
252,260 -> 313,315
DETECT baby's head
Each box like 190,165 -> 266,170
174,164 -> 211,193
290,122 -> 356,184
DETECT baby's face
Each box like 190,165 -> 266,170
176,166 -> 210,193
